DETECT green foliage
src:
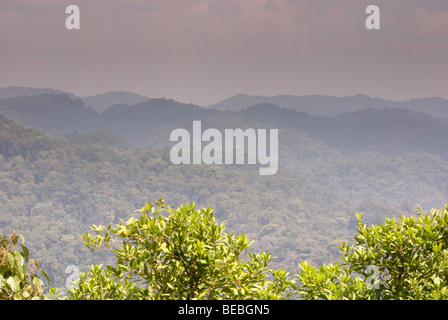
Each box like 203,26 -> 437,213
0,115 -> 53,160
0,230 -> 49,299
68,200 -> 295,300
298,205 -> 448,300
4,200 -> 448,300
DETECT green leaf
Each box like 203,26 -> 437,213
7,276 -> 20,293
34,261 -> 50,282
32,276 -> 44,287
158,242 -> 168,252
21,245 -> 29,263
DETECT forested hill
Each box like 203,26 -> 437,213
0,86 -> 77,101
0,93 -> 447,209
1,93 -> 448,159
207,93 -> 448,119
0,94 -> 98,135
0,86 -> 149,114
0,116 -> 367,288
0,92 -> 448,289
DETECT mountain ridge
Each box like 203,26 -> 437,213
3,87 -> 447,119
207,93 -> 448,119
1,93 -> 447,158
0,87 -> 152,114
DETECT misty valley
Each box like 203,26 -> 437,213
0,87 -> 447,293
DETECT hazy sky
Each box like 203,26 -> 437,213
0,0 -> 447,105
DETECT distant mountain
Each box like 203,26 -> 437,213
335,107 -> 445,125
4,87 -> 447,120
242,103 -> 448,158
207,94 -> 270,111
82,91 -> 151,113
0,94 -> 99,136
208,94 -> 448,119
100,98 -> 205,146
0,86 -> 77,100
0,87 -> 153,114
1,93 -> 447,159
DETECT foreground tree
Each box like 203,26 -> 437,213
298,205 -> 448,299
68,199 -> 294,300
0,230 -> 49,299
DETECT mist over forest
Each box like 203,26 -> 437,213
1,86 -> 447,288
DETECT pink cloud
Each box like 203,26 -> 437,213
403,8 -> 448,35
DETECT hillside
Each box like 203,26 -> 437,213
0,91 -> 447,290
0,86 -> 153,114
0,86 -> 77,100
81,91 -> 151,113
207,93 -> 448,119
0,93 -> 447,209
0,94 -> 99,136
0,117 -> 373,288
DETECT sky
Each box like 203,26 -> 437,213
0,0 -> 447,106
